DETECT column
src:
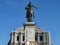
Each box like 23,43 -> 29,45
11,33 -> 13,43
38,33 -> 40,43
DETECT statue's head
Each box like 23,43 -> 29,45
28,1 -> 32,7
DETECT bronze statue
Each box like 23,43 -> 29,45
25,2 -> 37,22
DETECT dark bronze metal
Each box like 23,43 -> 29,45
25,2 -> 35,22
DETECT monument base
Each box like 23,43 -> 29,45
23,22 -> 36,30
29,41 -> 38,45
24,22 -> 38,45
26,41 -> 38,45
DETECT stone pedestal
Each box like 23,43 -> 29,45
29,41 -> 38,45
24,22 -> 37,45
26,41 -> 38,45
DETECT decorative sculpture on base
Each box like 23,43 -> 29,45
25,2 -> 37,22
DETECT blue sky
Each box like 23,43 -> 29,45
0,0 -> 60,45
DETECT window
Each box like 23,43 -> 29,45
17,36 -> 19,41
40,36 -> 43,41
22,44 -> 25,45
35,35 -> 38,41
23,36 -> 25,41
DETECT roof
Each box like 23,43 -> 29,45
11,25 -> 44,33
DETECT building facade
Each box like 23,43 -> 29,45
8,22 -> 51,45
